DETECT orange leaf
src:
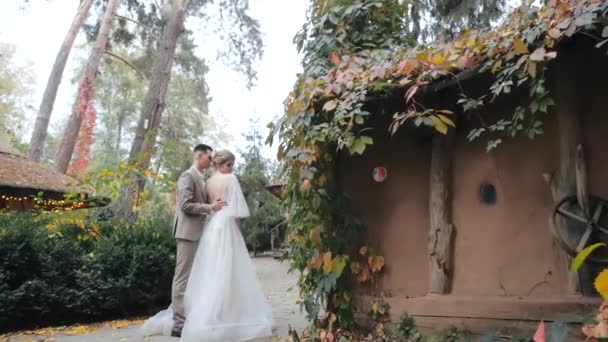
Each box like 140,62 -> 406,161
356,267 -> 370,283
309,225 -> 322,246
513,38 -> 529,55
398,59 -> 417,75
329,53 -> 340,65
300,179 -> 311,191
318,174 -> 327,186
309,252 -> 323,271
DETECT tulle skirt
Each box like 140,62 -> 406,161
141,210 -> 274,341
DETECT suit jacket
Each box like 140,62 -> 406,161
173,167 -> 213,241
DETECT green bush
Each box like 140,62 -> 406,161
0,213 -> 175,332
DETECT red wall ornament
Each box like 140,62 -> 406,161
372,166 -> 387,182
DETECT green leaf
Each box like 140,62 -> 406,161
349,138 -> 366,155
360,136 -> 373,145
570,243 -> 605,272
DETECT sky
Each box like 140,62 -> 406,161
0,0 -> 308,160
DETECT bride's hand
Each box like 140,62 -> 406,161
211,198 -> 227,211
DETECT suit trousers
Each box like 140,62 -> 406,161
171,238 -> 199,332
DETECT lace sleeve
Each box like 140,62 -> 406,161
224,175 -> 250,218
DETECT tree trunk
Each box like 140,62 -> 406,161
27,0 -> 94,162
114,0 -> 188,222
428,130 -> 455,294
54,0 -> 120,174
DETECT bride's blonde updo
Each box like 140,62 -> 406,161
213,149 -> 236,166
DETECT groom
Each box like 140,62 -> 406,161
171,144 -> 227,337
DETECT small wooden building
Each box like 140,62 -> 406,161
339,36 -> 606,335
0,137 -> 108,212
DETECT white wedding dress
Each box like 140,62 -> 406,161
141,173 -> 274,341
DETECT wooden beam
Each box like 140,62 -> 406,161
428,129 -> 455,294
354,294 -> 601,322
546,46 -> 594,295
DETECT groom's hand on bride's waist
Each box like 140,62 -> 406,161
212,198 -> 227,211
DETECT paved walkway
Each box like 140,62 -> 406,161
3,258 -> 307,342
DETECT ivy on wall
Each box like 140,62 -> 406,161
270,0 -> 608,329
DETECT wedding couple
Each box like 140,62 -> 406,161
141,144 -> 274,341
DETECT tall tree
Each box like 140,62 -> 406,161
88,49 -> 146,169
237,121 -> 283,254
0,43 -> 35,149
27,0 -> 95,162
54,0 -> 121,174
295,0 -> 506,78
114,0 -> 263,222
113,0 -> 190,222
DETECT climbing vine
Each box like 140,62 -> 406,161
271,0 -> 608,331
69,77 -> 96,180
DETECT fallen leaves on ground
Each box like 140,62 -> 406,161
0,317 -> 146,339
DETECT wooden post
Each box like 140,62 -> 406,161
576,145 -> 589,217
428,129 -> 455,294
545,45 -> 594,295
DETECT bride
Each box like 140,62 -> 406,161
141,150 -> 274,341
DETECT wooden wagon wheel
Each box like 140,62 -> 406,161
552,194 -> 608,264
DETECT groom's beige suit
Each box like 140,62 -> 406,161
172,166 -> 213,332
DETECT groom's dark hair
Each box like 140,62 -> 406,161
193,144 -> 213,154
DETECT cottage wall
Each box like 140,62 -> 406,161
339,40 -> 607,334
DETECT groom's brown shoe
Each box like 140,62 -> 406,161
171,329 -> 182,338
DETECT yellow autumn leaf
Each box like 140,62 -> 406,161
323,251 -> 333,274
431,53 -> 445,65
350,261 -> 361,274
491,59 -> 503,73
309,225 -> 322,246
369,255 -> 385,273
595,269 -> 608,299
430,116 -> 448,134
467,38 -> 477,48
331,255 -> 348,277
371,301 -> 379,314
376,322 -> 385,335
513,38 -> 529,55
290,232 -> 304,243
65,325 -> 98,335
437,114 -> 455,127
571,243 -> 605,272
